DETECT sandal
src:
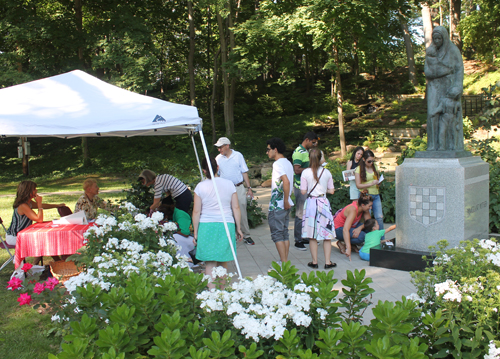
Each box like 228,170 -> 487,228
307,262 -> 319,269
336,241 -> 346,254
324,262 -> 337,269
352,245 -> 360,253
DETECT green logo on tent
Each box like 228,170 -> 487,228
153,115 -> 166,123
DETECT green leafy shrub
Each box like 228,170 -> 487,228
410,239 -> 500,358
379,179 -> 396,223
247,198 -> 266,229
467,137 -> 500,164
463,116 -> 474,139
122,180 -> 154,213
488,162 -> 500,233
396,135 -> 427,165
363,130 -> 393,150
324,160 -> 351,213
47,262 -> 434,359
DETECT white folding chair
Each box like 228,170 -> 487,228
0,217 -> 15,272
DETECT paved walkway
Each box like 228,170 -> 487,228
227,188 -> 416,322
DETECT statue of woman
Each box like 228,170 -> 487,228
425,26 -> 464,151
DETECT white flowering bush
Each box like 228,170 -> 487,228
198,269 -> 314,342
50,261 -> 433,359
66,203 -> 186,293
410,239 -> 500,358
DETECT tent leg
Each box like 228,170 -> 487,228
198,129 -> 243,280
191,134 -> 204,181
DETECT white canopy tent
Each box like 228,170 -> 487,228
0,70 -> 242,278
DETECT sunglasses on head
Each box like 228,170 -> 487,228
366,160 -> 374,164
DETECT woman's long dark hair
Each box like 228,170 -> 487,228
202,156 -> 218,179
13,181 -> 37,208
359,150 -> 379,183
308,148 -> 322,182
349,146 -> 365,163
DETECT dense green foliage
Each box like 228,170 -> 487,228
43,257 -> 433,359
411,239 -> 500,357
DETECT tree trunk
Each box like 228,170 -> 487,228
399,11 -> 418,87
75,0 -> 83,62
210,49 -> 221,144
188,0 -> 196,106
82,137 -> 91,167
439,0 -> 443,25
353,37 -> 359,77
334,42 -> 346,157
422,4 -> 434,49
449,0 -> 462,51
217,13 -> 231,136
75,0 -> 90,167
227,0 -> 236,134
21,137 -> 29,176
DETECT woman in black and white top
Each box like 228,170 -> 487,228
139,169 -> 193,214
6,181 -> 65,264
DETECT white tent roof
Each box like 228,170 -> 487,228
0,70 -> 202,138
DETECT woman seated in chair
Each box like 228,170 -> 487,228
6,181 -> 65,245
6,181 -> 65,264
74,179 -> 110,220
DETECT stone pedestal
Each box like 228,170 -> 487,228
395,156 -> 489,252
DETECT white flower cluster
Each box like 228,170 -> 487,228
197,274 -> 314,342
479,239 -> 499,251
433,253 -> 451,265
485,341 -> 500,359
406,293 -> 426,304
65,217 -> 188,293
434,280 -> 462,302
434,278 -> 484,303
122,202 -> 138,213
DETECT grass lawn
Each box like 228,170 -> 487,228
0,252 -> 61,359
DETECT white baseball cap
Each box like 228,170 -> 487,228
214,137 -> 231,147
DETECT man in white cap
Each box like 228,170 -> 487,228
215,137 -> 255,245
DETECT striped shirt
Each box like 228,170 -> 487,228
292,145 -> 309,188
216,150 -> 249,185
7,206 -> 33,236
154,174 -> 188,199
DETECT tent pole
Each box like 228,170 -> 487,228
198,129 -> 243,280
191,134 -> 204,180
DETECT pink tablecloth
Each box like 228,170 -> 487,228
15,222 -> 93,268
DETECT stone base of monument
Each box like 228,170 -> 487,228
369,245 -> 435,272
395,154 -> 489,253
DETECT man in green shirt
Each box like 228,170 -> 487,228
292,131 -> 318,251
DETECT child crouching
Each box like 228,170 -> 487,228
359,219 -> 396,261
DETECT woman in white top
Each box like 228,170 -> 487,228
192,156 -> 243,289
300,148 -> 336,269
346,146 -> 364,200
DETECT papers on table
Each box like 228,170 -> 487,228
53,211 -> 88,225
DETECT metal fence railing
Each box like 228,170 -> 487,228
462,95 -> 484,117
